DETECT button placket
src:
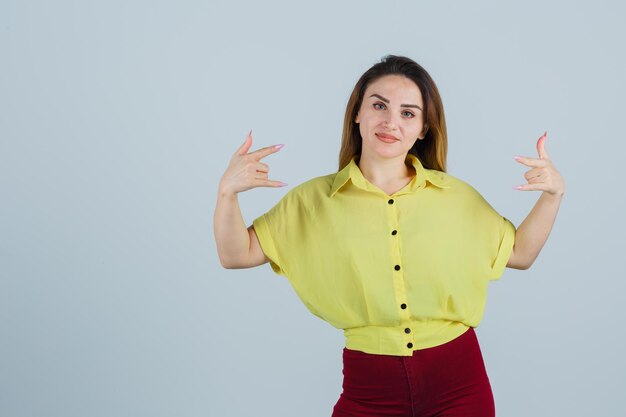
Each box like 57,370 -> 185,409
388,196 -> 414,351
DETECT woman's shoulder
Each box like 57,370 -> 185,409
286,172 -> 336,196
425,169 -> 468,189
426,169 -> 485,200
268,173 -> 335,216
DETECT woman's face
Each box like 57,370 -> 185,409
355,74 -> 427,161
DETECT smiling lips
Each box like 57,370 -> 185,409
376,133 -> 399,143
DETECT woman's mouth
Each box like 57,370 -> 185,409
376,133 -> 399,143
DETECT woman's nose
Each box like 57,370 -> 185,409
383,113 -> 400,129
383,119 -> 398,130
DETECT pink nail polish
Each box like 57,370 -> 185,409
513,185 -> 522,190
274,144 -> 284,149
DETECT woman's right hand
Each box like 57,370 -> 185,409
218,130 -> 287,196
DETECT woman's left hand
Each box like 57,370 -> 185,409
513,132 -> 565,197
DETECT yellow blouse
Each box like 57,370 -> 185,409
252,153 -> 516,356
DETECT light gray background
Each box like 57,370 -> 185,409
2,1 -> 625,416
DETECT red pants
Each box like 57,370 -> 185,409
332,327 -> 496,417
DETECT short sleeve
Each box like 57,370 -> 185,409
252,212 -> 283,276
489,215 -> 516,281
252,189 -> 305,278
464,183 -> 517,281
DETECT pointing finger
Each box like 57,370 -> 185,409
513,155 -> 543,167
251,143 -> 285,160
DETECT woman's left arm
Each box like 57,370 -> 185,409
507,132 -> 565,270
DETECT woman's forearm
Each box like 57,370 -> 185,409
513,191 -> 563,269
214,188 -> 251,268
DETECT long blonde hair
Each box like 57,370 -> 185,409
338,55 -> 448,172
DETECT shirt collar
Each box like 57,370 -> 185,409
330,153 -> 450,198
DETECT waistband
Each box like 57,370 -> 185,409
343,319 -> 470,356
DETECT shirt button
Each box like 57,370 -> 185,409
404,328 -> 411,334
400,303 -> 407,309
407,342 -> 413,349
394,265 -> 401,271
391,230 -> 397,235
388,199 -> 394,204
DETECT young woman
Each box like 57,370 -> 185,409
214,55 -> 564,416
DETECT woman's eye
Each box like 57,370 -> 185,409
373,102 -> 414,118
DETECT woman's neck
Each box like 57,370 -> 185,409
357,152 -> 414,186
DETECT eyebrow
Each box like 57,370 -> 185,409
369,94 -> 422,111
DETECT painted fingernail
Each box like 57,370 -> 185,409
513,155 -> 522,161
513,185 -> 522,190
278,181 -> 288,186
274,144 -> 285,149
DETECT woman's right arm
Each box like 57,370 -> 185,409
213,131 -> 286,269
